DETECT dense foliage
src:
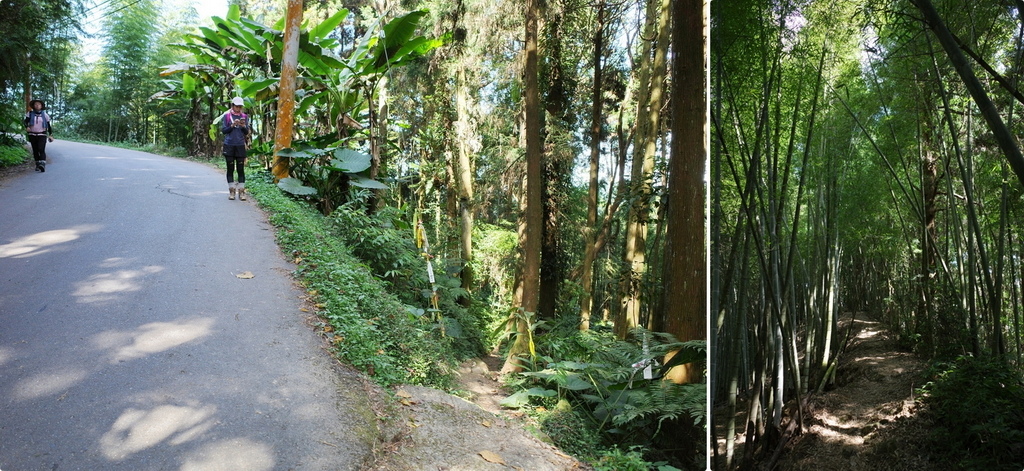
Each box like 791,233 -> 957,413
918,356 -> 1024,470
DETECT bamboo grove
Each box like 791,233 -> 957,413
712,0 -> 1024,468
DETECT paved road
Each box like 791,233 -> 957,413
0,142 -> 375,470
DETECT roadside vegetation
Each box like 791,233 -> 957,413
0,109 -> 28,168
916,356 -> 1024,470
0,143 -> 27,168
248,170 -> 704,469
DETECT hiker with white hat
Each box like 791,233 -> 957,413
221,96 -> 250,200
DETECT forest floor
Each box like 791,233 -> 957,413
716,312 -> 956,471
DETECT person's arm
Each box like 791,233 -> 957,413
46,114 -> 53,141
221,114 -> 233,134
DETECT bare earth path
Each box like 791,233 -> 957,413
776,313 -> 943,471
715,313 -> 951,470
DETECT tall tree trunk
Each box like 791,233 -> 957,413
919,108 -> 939,349
504,0 -> 543,373
272,0 -> 303,182
617,0 -> 671,339
539,7 -> 567,320
662,0 -> 706,384
580,0 -> 606,331
454,67 -> 476,297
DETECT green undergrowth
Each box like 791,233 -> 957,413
0,144 -> 28,167
247,173 -> 459,389
502,322 -> 706,470
917,355 -> 1024,471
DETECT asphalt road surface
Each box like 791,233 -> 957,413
0,141 -> 375,470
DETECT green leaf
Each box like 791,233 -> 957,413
499,391 -> 531,409
309,9 -> 348,41
550,361 -> 593,371
526,387 -> 558,397
276,147 -> 314,158
349,174 -> 389,190
240,78 -> 280,97
563,373 -> 595,391
278,177 -> 318,196
330,148 -> 372,172
182,74 -> 195,94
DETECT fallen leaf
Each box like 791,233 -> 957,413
235,271 -> 255,279
479,450 -> 506,465
480,420 -> 492,427
395,389 -> 413,399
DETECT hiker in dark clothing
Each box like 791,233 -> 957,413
24,99 -> 53,172
221,97 -> 250,200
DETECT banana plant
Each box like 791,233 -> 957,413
157,5 -> 445,171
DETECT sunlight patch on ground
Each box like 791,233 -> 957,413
12,368 -> 89,401
100,403 -> 217,461
811,409 -> 867,447
856,329 -> 880,340
91,318 -> 215,363
0,346 -> 11,367
98,257 -> 130,268
179,438 -> 275,471
72,266 -> 165,303
0,225 -> 103,259
851,355 -> 889,367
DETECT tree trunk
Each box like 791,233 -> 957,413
579,0 -> 606,331
503,0 -> 543,373
272,0 -> 303,181
662,0 -> 706,384
617,0 -> 670,339
539,10 -> 567,320
454,67 -> 476,297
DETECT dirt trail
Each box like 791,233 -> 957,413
718,313 -> 950,470
362,355 -> 588,471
